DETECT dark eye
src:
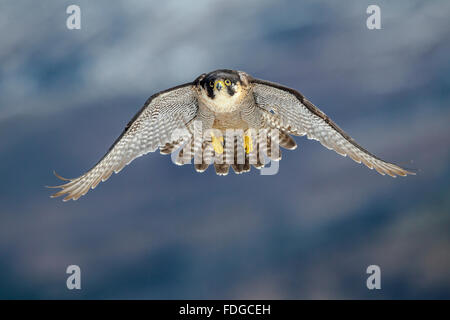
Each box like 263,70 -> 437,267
209,81 -> 214,88
224,79 -> 231,86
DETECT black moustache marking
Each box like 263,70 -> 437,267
206,83 -> 215,99
226,85 -> 235,96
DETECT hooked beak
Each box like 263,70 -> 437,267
214,80 -> 224,91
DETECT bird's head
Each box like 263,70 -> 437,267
195,69 -> 249,112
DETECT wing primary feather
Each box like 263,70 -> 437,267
50,83 -> 198,200
250,77 -> 415,178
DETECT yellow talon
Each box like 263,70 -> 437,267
211,132 -> 224,154
244,135 -> 253,154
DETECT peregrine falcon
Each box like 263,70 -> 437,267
49,69 -> 414,201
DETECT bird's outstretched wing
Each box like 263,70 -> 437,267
250,78 -> 414,177
49,83 -> 198,201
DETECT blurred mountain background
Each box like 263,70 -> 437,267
0,0 -> 449,299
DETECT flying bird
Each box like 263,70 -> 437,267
49,69 -> 414,201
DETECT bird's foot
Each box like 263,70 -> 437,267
244,134 -> 253,154
211,132 -> 224,154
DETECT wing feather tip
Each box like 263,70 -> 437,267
53,170 -> 72,181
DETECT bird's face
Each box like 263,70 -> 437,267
196,69 -> 248,112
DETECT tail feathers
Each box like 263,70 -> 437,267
162,130 -> 297,175
195,163 -> 209,172
231,144 -> 251,174
176,140 -> 212,173
175,140 -> 194,165
231,161 -> 251,174
160,138 -> 184,155
214,163 -> 230,175
278,131 -> 297,150
266,135 -> 282,161
251,142 -> 265,169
